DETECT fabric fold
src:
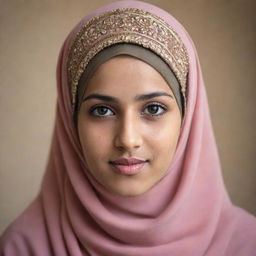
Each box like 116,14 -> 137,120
1,1 -> 256,256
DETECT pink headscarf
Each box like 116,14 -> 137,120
1,1 -> 256,255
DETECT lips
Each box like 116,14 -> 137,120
109,157 -> 148,175
110,157 -> 146,165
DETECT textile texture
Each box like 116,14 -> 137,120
1,1 -> 256,255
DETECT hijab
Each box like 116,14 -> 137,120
1,1 -> 256,255
74,43 -> 184,121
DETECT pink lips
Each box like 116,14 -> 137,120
109,157 -> 148,175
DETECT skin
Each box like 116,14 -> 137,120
77,55 -> 182,197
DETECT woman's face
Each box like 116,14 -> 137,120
78,56 -> 181,197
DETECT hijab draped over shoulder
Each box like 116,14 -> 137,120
1,1 -> 256,255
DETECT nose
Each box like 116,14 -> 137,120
114,111 -> 143,152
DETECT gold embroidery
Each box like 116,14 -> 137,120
67,8 -> 189,110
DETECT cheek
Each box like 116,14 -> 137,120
78,120 -> 113,161
154,129 -> 179,158
146,114 -> 180,143
145,115 -> 181,162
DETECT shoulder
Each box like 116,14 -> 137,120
0,197 -> 52,256
226,206 -> 256,256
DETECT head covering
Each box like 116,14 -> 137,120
75,43 -> 184,122
1,1 -> 256,256
67,6 -> 189,111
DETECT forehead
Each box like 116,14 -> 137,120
84,55 -> 173,96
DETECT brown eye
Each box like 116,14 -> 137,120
144,103 -> 166,116
148,105 -> 159,114
90,106 -> 114,117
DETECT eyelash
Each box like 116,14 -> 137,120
89,102 -> 168,119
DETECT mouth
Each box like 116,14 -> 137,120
109,157 -> 149,176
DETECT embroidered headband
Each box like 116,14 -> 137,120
67,8 -> 189,110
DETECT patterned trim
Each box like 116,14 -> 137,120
67,8 -> 189,109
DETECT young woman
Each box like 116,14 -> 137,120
1,1 -> 255,255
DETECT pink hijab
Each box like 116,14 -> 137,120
1,1 -> 256,255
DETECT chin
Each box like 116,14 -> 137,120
108,184 -> 150,197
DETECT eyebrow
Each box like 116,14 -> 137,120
83,91 -> 174,102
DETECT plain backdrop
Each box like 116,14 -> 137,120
0,0 -> 256,234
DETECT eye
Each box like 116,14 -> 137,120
143,103 -> 167,116
90,105 -> 114,117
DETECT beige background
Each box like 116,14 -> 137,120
0,0 -> 255,234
